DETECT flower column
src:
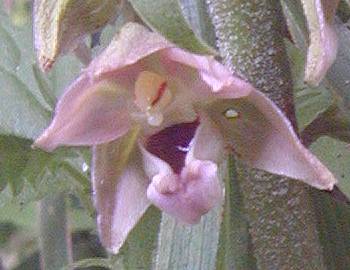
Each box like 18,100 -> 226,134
206,0 -> 326,269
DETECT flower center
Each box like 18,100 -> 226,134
134,71 -> 172,126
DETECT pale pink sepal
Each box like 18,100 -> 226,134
147,160 -> 222,224
163,48 -> 253,97
87,22 -> 172,78
92,141 -> 150,254
34,78 -> 130,151
209,89 -> 337,190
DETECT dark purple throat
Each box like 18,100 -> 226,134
145,120 -> 199,174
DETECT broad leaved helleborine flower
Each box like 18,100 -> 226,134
34,23 -> 336,253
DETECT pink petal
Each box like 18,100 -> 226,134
92,138 -> 150,254
208,89 -> 337,190
147,159 -> 222,224
140,144 -> 173,180
162,48 -> 253,97
34,78 -> 130,151
186,114 -> 225,164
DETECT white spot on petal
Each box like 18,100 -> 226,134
82,162 -> 89,172
224,108 -> 239,119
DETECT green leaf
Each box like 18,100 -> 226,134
326,20 -> 350,113
0,3 -> 93,139
0,23 -> 21,71
310,189 -> 350,270
310,137 -> 350,198
58,159 -> 95,216
338,0 -> 350,21
301,103 -> 350,145
61,258 -> 111,270
216,158 -> 257,270
69,208 -> 95,231
287,41 -> 332,130
128,0 -> 216,55
154,196 -> 222,269
0,135 -> 50,195
0,136 -> 30,193
283,1 -> 350,142
0,200 -> 94,234
0,4 -> 93,211
0,132 -> 91,210
6,0 -> 31,28
0,202 -> 38,231
285,0 -> 349,109
180,0 -> 216,48
32,64 -> 56,109
39,194 -> 71,270
0,67 -> 50,139
281,0 -> 308,50
0,7 -> 49,106
116,206 -> 161,270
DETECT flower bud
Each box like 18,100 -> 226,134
34,0 -> 121,71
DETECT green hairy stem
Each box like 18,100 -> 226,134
39,193 -> 72,270
206,1 -> 326,269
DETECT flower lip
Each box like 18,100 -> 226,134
145,119 -> 200,174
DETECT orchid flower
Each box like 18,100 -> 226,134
34,23 -> 336,253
